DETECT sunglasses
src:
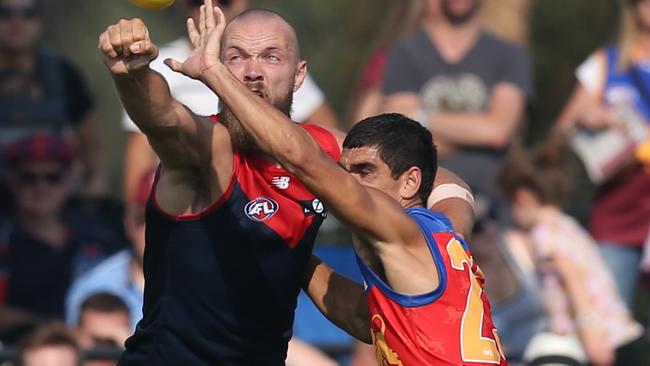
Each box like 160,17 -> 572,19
89,335 -> 120,348
0,5 -> 41,20
16,170 -> 63,185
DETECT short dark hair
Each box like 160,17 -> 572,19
17,322 -> 80,366
343,113 -> 437,204
80,293 -> 130,321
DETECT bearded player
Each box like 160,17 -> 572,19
164,3 -> 507,365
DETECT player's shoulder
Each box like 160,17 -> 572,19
406,208 -> 454,233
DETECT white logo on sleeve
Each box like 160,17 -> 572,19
272,176 -> 291,190
312,199 -> 324,214
244,197 -> 279,222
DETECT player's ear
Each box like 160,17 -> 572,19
400,166 -> 422,201
293,60 -> 307,92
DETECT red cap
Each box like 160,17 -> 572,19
4,133 -> 75,168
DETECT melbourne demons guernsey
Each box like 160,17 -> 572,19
119,122 -> 340,366
356,208 -> 507,366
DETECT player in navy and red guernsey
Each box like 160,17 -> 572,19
99,1 -> 474,364
171,4 -> 508,365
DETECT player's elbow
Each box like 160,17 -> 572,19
278,144 -> 310,172
277,136 -> 320,174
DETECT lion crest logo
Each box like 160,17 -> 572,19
371,314 -> 403,366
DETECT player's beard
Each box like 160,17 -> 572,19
219,86 -> 294,154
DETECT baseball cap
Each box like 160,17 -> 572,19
4,133 -> 75,168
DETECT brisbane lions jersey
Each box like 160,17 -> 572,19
356,208 -> 507,366
119,122 -> 340,366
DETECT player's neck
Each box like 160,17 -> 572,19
425,19 -> 481,64
401,197 -> 422,210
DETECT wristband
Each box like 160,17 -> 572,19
427,183 -> 475,208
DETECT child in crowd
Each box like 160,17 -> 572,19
497,144 -> 643,366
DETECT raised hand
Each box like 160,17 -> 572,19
165,0 -> 226,80
98,18 -> 159,75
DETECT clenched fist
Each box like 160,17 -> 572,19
98,18 -> 159,75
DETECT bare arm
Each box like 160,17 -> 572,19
553,83 -> 615,137
302,255 -> 371,344
99,18 -> 215,174
383,83 -> 525,149
112,67 -> 213,173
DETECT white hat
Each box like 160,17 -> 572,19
523,332 -> 587,366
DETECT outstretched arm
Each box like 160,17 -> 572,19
99,18 -> 216,174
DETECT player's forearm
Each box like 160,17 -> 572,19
113,67 -> 180,135
303,256 -> 372,344
201,64 -> 320,170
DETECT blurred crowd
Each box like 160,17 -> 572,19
0,0 -> 648,365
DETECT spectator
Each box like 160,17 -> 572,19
346,0 -> 427,125
0,133 -> 119,343
121,0 -> 339,203
497,144 -> 643,366
0,0 -> 106,200
66,170 -> 152,331
381,0 -> 532,223
76,293 -> 131,366
553,0 -> 650,310
16,322 -> 80,366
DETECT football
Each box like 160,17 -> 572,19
128,0 -> 176,10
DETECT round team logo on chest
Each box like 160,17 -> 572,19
244,197 -> 279,222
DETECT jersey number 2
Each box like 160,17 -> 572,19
447,237 -> 504,364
